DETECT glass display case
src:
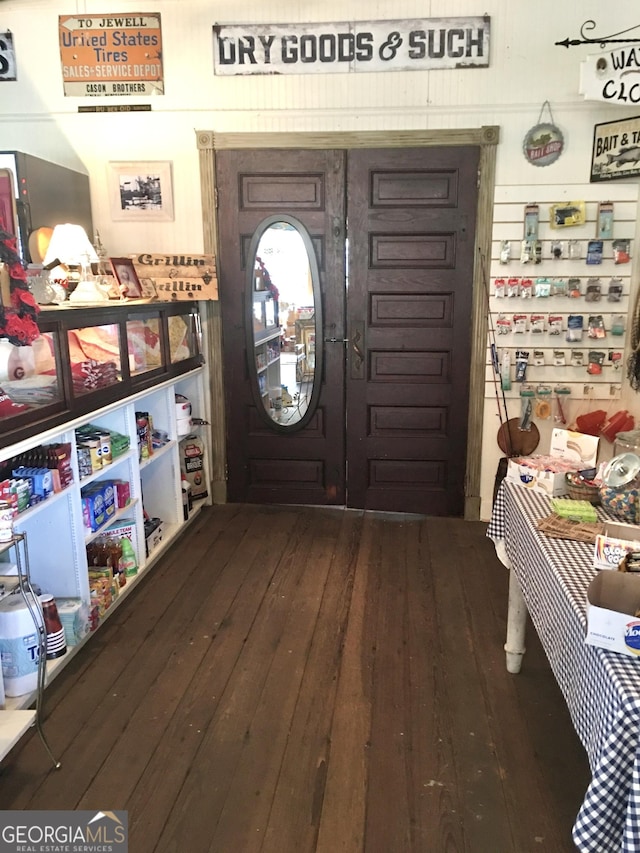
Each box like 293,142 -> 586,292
126,315 -> 163,377
0,330 -> 64,429
168,308 -> 201,365
0,302 -> 204,450
67,322 -> 122,398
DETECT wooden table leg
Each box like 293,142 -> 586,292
504,566 -> 527,674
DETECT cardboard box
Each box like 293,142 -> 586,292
144,518 -> 164,556
506,428 -> 600,497
586,571 -> 640,657
593,521 -> 640,570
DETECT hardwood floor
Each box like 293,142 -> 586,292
0,504 -> 590,852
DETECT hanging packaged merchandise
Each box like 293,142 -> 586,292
548,315 -> 563,336
553,386 -> 571,424
566,315 -> 584,342
534,385 -> 552,420
585,279 -> 602,302
520,278 -> 533,298
496,314 -> 512,335
607,278 -> 623,302
553,349 -> 567,366
551,240 -> 563,259
571,350 -> 585,367
494,278 -> 507,298
609,350 -> 623,370
513,314 -> 528,333
524,204 -> 540,240
568,278 -> 582,298
587,315 -> 606,340
551,278 -> 567,297
508,277 -> 522,297
568,240 -> 582,260
519,386 -> 535,430
533,350 -> 546,366
500,241 -> 511,264
534,278 -> 551,298
515,350 -> 530,382
611,314 -> 625,336
521,241 -> 540,264
530,314 -> 545,334
587,350 -> 606,375
586,240 -> 604,265
613,239 -> 631,265
501,349 -> 512,391
597,201 -> 614,240
179,434 -> 208,500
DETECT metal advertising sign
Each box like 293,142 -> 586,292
0,31 -> 16,82
523,122 -> 564,167
580,48 -> 640,105
58,13 -> 164,97
590,116 -> 640,182
213,17 -> 490,76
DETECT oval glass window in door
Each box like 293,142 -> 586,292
246,215 -> 322,430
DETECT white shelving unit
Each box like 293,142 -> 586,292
0,366 -> 211,752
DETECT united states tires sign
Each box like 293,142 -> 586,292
213,18 -> 490,76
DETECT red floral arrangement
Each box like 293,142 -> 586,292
0,228 -> 40,346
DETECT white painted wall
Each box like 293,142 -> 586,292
2,0 -> 640,517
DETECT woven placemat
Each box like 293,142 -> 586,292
536,513 -> 605,544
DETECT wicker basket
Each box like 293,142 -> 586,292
565,472 -> 601,505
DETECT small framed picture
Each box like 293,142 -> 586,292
110,257 -> 143,299
138,277 -> 158,300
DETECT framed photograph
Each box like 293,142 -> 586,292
107,160 -> 174,221
110,257 -> 143,299
138,277 -> 158,300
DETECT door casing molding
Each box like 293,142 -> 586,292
196,127 -> 499,520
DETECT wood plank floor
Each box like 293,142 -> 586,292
0,504 -> 590,852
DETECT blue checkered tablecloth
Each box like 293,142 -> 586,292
488,480 -> 640,853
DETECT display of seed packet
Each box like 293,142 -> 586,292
586,240 -> 603,265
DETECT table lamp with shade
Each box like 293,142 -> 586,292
41,223 -> 105,302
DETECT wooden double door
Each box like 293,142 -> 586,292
216,145 -> 479,516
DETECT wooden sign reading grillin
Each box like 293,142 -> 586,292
130,253 -> 218,301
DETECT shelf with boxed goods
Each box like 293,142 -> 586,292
0,362 -> 210,735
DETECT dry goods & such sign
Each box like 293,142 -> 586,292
213,17 -> 490,75
58,13 -> 164,96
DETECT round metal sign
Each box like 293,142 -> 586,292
523,122 -> 564,167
